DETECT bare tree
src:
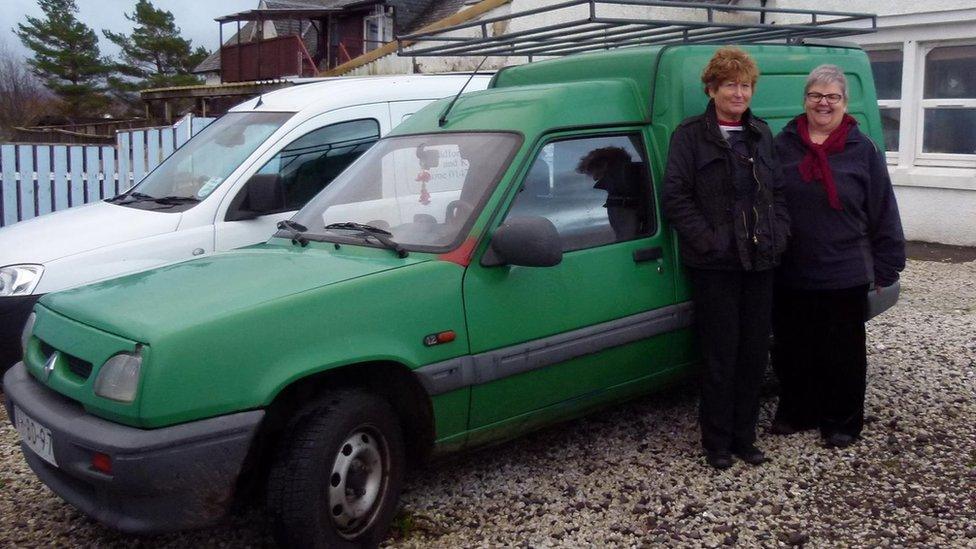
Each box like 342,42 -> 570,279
0,38 -> 54,140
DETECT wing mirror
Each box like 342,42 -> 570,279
225,174 -> 285,221
481,216 -> 563,268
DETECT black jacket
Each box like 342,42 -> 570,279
663,101 -> 790,271
774,118 -> 905,289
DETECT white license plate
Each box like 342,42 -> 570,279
14,406 -> 58,467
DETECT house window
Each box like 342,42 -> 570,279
919,44 -> 976,159
364,11 -> 393,53
868,49 -> 903,154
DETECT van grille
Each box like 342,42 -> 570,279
38,341 -> 94,381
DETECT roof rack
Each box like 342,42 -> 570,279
397,0 -> 876,59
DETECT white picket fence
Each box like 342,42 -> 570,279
0,114 -> 215,227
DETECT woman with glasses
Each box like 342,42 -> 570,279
663,47 -> 791,470
771,64 -> 905,448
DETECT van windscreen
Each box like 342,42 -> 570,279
116,112 -> 293,210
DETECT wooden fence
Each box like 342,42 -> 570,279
0,114 -> 215,227
11,118 -> 153,144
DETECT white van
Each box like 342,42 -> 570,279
0,74 -> 490,371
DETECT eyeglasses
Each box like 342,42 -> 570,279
806,92 -> 844,104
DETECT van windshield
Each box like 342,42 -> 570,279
289,132 -> 521,252
114,112 -> 293,210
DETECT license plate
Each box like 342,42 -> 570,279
14,406 -> 58,467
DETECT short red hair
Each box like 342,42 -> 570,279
701,47 -> 759,96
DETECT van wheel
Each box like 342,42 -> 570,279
267,390 -> 405,548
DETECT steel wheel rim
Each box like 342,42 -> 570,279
327,426 -> 387,537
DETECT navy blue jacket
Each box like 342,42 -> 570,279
663,101 -> 790,272
774,118 -> 905,289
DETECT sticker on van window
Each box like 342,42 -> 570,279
197,177 -> 224,198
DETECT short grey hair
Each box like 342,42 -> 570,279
805,64 -> 848,99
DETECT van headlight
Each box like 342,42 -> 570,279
0,265 -> 44,296
21,312 -> 36,358
94,349 -> 143,403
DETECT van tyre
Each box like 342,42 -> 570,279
267,390 -> 405,548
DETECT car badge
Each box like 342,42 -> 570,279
43,352 -> 58,381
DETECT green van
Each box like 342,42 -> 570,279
5,44 -> 885,546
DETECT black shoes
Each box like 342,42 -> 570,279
732,444 -> 769,465
705,445 -> 768,469
824,432 -> 856,448
772,418 -> 857,449
706,450 -> 733,470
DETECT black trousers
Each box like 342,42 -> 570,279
687,268 -> 774,453
771,284 -> 869,438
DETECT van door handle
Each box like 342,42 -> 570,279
632,246 -> 663,263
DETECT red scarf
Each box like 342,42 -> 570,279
795,114 -> 857,210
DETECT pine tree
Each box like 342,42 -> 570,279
103,0 -> 210,113
15,0 -> 112,118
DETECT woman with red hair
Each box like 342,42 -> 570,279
663,47 -> 790,469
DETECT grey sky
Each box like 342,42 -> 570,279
1,0 -> 258,61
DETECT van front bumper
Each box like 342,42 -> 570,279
2,363 -> 264,534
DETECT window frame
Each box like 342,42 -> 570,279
501,129 -> 659,254
275,117 -> 381,211
232,117 -> 382,217
877,104 -> 901,164
914,41 -> 976,168
363,9 -> 393,53
866,46 -> 904,163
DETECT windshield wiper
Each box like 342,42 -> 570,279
108,192 -> 199,207
324,222 -> 408,258
151,195 -> 200,205
108,191 -> 154,204
325,222 -> 392,236
277,220 -> 309,247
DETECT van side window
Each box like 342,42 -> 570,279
505,134 -> 655,252
256,118 -> 381,211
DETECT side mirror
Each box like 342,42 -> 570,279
226,174 -> 285,221
481,216 -> 563,268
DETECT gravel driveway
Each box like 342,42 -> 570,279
2,258 -> 974,547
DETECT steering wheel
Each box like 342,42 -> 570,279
445,200 -> 474,225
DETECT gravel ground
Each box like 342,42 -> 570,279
1,257 -> 974,548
